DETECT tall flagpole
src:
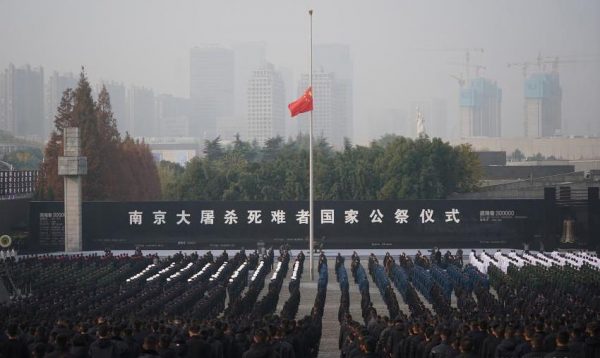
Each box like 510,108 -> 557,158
308,9 -> 314,281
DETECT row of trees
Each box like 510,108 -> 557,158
37,70 -> 160,201
159,134 -> 482,201
33,69 -> 480,202
509,149 -> 561,162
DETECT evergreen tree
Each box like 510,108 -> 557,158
157,161 -> 184,200
204,137 -> 225,161
95,85 -> 120,199
36,88 -> 74,200
38,68 -> 160,201
37,131 -> 63,200
71,70 -> 105,200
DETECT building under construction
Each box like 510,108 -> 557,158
459,77 -> 502,137
524,71 -> 562,138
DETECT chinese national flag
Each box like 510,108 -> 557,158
288,87 -> 313,117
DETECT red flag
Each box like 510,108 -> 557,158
288,87 -> 313,117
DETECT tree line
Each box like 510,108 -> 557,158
159,134 -> 482,201
37,70 -> 160,201
34,69 -> 480,202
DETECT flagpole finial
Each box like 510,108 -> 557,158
309,9 -> 313,15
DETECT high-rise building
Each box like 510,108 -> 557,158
46,71 -> 76,138
297,72 -> 343,148
247,64 -> 285,146
459,78 -> 502,137
278,67 -> 296,138
233,43 -> 266,117
409,98 -> 448,139
127,86 -> 156,138
313,44 -> 354,143
156,94 -> 191,137
0,72 -> 6,135
524,72 -> 562,138
0,64 -> 44,141
101,81 -> 127,135
190,45 -> 234,140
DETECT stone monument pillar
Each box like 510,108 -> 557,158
58,128 -> 87,252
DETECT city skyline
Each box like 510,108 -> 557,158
0,50 -> 596,146
1,0 -> 599,144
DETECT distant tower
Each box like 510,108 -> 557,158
314,44 -> 353,143
297,71 -> 350,149
101,81 -> 127,135
247,63 -> 285,146
416,106 -> 426,137
46,71 -> 76,139
0,64 -> 44,140
524,72 -> 562,137
459,78 -> 502,137
190,45 -> 234,140
233,42 -> 266,132
127,86 -> 156,138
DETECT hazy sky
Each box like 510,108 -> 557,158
1,0 -> 599,144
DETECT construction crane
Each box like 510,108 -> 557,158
508,53 -> 600,77
416,47 -> 484,80
449,74 -> 465,87
447,61 -> 487,78
507,61 -> 530,79
508,52 -> 556,78
540,55 -> 600,72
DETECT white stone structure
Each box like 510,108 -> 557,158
58,127 -> 87,252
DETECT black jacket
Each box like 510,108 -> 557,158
0,338 -> 30,358
522,350 -> 548,358
185,336 -> 212,358
482,335 -> 501,358
544,346 -> 574,358
138,349 -> 160,358
88,338 -> 118,358
45,348 -> 74,358
271,339 -> 295,358
430,342 -> 456,358
584,336 -> 600,358
495,337 -> 517,358
242,342 -> 274,358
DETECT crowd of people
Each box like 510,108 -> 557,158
0,248 -> 324,358
337,249 -> 600,358
1,248 -> 599,357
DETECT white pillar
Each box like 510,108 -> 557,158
58,127 -> 87,252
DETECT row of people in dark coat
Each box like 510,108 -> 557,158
338,250 -> 600,358
0,314 -> 321,358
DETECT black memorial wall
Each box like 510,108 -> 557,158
26,198 -> 594,252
